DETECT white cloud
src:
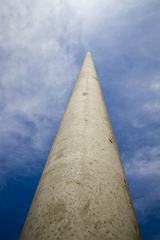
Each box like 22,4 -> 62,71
151,82 -> 160,92
143,103 -> 160,112
124,146 -> 160,175
123,146 -> 160,221
132,119 -> 143,128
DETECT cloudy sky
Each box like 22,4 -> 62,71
0,0 -> 160,239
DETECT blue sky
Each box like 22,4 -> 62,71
0,0 -> 160,239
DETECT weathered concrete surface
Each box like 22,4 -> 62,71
20,52 -> 142,240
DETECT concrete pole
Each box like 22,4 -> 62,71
20,52 -> 142,240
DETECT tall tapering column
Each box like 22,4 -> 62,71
20,52 -> 142,240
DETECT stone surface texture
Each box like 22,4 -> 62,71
20,52 -> 142,240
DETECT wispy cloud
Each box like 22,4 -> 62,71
122,145 -> 160,226
124,146 -> 160,176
